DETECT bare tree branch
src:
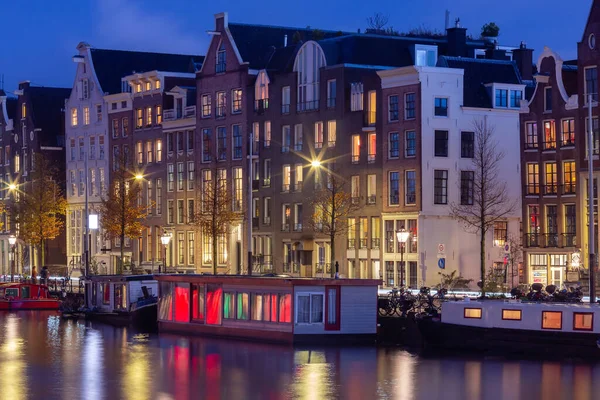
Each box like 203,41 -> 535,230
449,119 -> 517,296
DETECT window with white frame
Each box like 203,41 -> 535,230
294,42 -> 325,111
414,44 -> 437,67
296,293 -> 324,324
350,82 -> 364,111
586,66 -> 598,103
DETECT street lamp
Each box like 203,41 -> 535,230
135,173 -> 144,181
8,235 -> 16,282
396,228 -> 410,287
311,159 -> 321,168
160,232 -> 172,274
8,183 -> 16,191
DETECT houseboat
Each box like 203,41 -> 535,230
0,282 -> 60,310
417,300 -> 600,357
155,274 -> 380,344
83,275 -> 158,328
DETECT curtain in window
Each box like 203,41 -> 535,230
223,292 -> 235,319
174,283 -> 190,323
237,293 -> 249,320
279,294 -> 292,323
311,294 -> 323,323
327,288 -> 337,325
270,294 -> 278,322
206,285 -> 222,325
297,295 -> 310,323
192,284 -> 205,321
158,282 -> 173,321
252,294 -> 264,321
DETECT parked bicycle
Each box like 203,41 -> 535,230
378,287 -> 416,317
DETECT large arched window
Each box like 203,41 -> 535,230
254,70 -> 270,110
293,41 -> 326,111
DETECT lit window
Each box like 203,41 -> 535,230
232,89 -> 242,114
415,45 -> 437,66
146,107 -> 152,126
296,293 -> 324,324
573,312 -> 593,331
294,41 -> 325,112
463,308 -> 482,319
542,311 -> 562,329
368,133 -> 376,163
71,108 -> 78,126
351,135 -> 360,163
502,309 -> 521,321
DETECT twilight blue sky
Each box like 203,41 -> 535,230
0,0 -> 592,93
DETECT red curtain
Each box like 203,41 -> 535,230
278,294 -> 291,323
174,285 -> 190,323
103,284 -> 110,304
206,286 -> 222,325
270,295 -> 278,322
192,285 -> 205,321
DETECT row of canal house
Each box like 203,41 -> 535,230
519,0 -> 600,289
59,12 -> 530,288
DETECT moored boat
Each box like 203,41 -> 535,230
0,282 -> 61,310
83,274 -> 158,329
417,299 -> 600,357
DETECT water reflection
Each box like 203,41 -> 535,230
1,312 -> 600,399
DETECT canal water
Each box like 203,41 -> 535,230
2,311 -> 600,400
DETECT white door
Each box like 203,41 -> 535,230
551,267 -> 563,288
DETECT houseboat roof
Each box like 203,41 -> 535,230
86,274 -> 155,282
155,274 -> 381,287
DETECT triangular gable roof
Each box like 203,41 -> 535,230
90,48 -> 205,94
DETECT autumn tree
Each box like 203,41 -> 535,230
307,168 -> 361,277
11,153 -> 67,276
99,151 -> 151,274
192,164 -> 241,275
450,120 -> 516,297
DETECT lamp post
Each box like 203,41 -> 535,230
396,228 -> 410,288
8,235 -> 16,282
160,232 -> 172,274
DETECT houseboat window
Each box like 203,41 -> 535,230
237,292 -> 249,320
463,308 -> 482,319
191,284 -> 205,322
296,293 -> 324,324
223,292 -> 236,319
206,285 -> 222,325
267,294 -> 278,322
542,311 -> 562,330
502,309 -> 522,321
573,312 -> 594,331
158,282 -> 174,321
5,288 -> 18,298
279,294 -> 292,323
91,284 -> 97,306
103,283 -> 110,305
252,294 -> 264,321
174,283 -> 190,323
114,284 -> 127,311
325,287 -> 340,330
0,289 -> 4,297
21,286 -> 30,299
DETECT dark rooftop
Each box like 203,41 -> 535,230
438,56 -> 522,108
28,86 -> 71,146
90,48 -> 205,94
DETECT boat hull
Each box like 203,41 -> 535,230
417,316 -> 600,358
86,303 -> 157,330
0,299 -> 61,311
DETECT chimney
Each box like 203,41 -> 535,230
446,18 -> 467,57
284,34 -> 288,47
485,46 -> 509,61
512,41 -> 533,81
18,81 -> 30,90
445,10 -> 450,30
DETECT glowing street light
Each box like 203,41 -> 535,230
311,160 -> 321,168
8,184 -> 16,191
396,229 -> 410,287
160,232 -> 172,273
8,235 -> 16,282
135,173 -> 144,181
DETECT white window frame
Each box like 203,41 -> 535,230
295,292 -> 325,324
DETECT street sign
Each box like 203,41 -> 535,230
437,243 -> 445,259
438,258 -> 446,269
503,243 -> 510,256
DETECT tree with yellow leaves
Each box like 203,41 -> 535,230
99,151 -> 152,274
11,153 -> 67,274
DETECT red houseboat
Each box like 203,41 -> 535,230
0,282 -> 61,310
156,275 -> 380,344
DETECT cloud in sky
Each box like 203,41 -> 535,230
94,0 -> 206,55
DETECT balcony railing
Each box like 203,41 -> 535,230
315,141 -> 323,149
283,263 -> 291,273
263,216 -> 271,226
294,181 -> 303,192
254,99 -> 269,113
563,184 -> 576,195
561,138 -> 575,147
371,238 -> 381,249
293,144 -> 303,151
525,184 -> 540,196
281,223 -> 290,232
297,100 -> 319,113
351,197 -> 360,205
293,263 -> 301,274
524,141 -> 538,150
263,178 -> 271,187
359,238 -> 368,249
525,233 -> 577,248
367,154 -> 376,163
282,184 -> 290,193
351,155 -> 359,164
327,98 -> 336,108
293,223 -> 303,232
542,141 -> 557,151
348,239 -> 356,249
367,195 -> 376,205
281,104 -> 290,114
165,107 -> 196,121
252,217 -> 259,230
543,184 -> 558,196
315,263 -> 332,274
327,141 -> 336,148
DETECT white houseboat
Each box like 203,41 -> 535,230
417,300 -> 600,357
155,274 -> 380,344
83,274 -> 158,328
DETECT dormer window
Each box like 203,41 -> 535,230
145,82 -> 151,91
415,45 -> 437,67
254,70 -> 270,112
294,41 -> 326,112
510,90 -> 523,108
135,83 -> 142,93
495,89 -> 508,108
155,80 -> 161,90
216,41 -> 226,73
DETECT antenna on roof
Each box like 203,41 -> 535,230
445,10 -> 450,30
